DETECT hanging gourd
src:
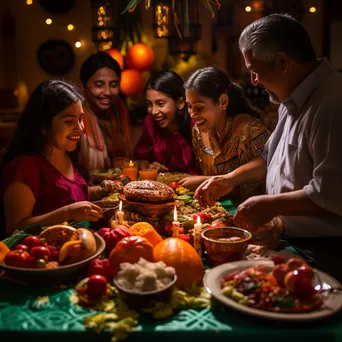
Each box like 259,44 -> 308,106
126,43 -> 154,71
120,69 -> 145,96
105,48 -> 124,70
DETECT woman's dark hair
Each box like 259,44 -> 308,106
80,51 -> 122,86
184,66 -> 260,118
145,70 -> 192,144
0,79 -> 87,179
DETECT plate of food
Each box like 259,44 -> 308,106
204,259 -> 342,321
0,225 -> 105,281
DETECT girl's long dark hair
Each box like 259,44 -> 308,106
145,70 -> 192,144
184,66 -> 260,118
0,79 -> 87,180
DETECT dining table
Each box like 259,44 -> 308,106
1,199 -> 342,342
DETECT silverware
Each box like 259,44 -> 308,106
317,287 -> 342,295
314,270 -> 342,296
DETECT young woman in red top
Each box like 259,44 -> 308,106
0,80 -> 119,237
133,71 -> 198,174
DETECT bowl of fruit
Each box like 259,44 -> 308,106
0,225 -> 105,282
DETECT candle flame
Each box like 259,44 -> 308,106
119,200 -> 123,211
173,205 -> 178,221
129,160 -> 134,167
197,215 -> 201,224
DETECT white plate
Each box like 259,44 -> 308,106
204,260 -> 342,321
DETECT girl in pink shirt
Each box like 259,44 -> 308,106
133,71 -> 198,174
0,80 -> 118,237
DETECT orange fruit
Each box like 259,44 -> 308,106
0,242 -> 10,263
58,240 -> 80,263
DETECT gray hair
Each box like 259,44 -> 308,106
239,14 -> 316,64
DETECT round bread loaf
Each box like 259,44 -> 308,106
124,180 -> 174,203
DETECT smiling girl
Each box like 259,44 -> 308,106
179,67 -> 270,200
0,80 -> 105,237
133,71 -> 198,174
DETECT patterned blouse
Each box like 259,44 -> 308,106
192,114 -> 270,200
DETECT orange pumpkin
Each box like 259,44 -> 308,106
130,222 -> 163,247
153,238 -> 203,288
105,48 -> 124,70
120,69 -> 145,97
109,236 -> 154,274
126,43 -> 154,71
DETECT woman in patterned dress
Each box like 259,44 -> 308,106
179,67 -> 270,201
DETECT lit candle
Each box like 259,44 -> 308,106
172,205 -> 180,237
193,215 -> 202,256
116,200 -> 124,225
122,160 -> 138,181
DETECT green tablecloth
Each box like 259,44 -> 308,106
219,198 -> 236,215
0,279 -> 342,342
1,199 -> 342,341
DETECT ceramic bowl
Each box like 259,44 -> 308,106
0,233 -> 105,283
201,227 -> 252,266
113,274 -> 177,310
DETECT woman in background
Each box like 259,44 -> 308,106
179,67 -> 270,200
80,52 -> 131,171
0,80 -> 104,237
133,70 -> 198,174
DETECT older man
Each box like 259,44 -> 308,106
195,14 -> 342,280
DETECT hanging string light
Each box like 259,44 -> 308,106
155,2 -> 169,38
90,0 -> 116,51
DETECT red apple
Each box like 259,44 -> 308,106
22,236 -> 41,249
286,258 -> 306,272
284,265 -> 315,294
30,246 -> 51,261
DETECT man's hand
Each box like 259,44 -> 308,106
233,195 -> 278,230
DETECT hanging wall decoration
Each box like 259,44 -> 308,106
105,48 -> 124,69
123,0 -> 221,60
126,43 -> 154,70
154,1 -> 169,38
90,0 -> 117,51
120,69 -> 145,97
37,40 -> 75,76
166,0 -> 202,61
